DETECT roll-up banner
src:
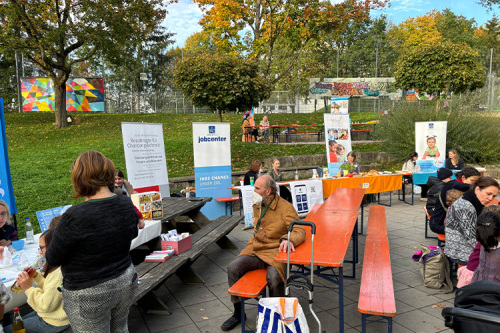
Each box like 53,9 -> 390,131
240,185 -> 255,229
324,113 -> 352,176
193,123 -> 232,218
121,122 -> 170,197
288,180 -> 324,217
415,121 -> 447,172
0,98 -> 17,214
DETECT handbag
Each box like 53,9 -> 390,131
256,297 -> 309,333
418,245 -> 454,293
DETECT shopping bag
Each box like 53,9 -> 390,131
256,297 -> 309,333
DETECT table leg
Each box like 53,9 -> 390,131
216,235 -> 237,250
358,201 -> 364,235
339,267 -> 344,333
138,290 -> 172,315
175,264 -> 205,284
186,209 -> 211,229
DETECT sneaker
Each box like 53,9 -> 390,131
221,316 -> 241,331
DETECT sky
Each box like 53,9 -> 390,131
164,0 -> 499,48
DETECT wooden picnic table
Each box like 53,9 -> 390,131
161,196 -> 212,232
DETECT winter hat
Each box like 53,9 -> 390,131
437,168 -> 453,180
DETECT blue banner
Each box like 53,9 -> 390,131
195,166 -> 232,218
0,98 -> 17,214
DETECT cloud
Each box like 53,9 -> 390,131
164,0 -> 204,47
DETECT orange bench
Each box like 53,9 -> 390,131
228,268 -> 268,333
358,235 -> 396,333
366,206 -> 387,236
215,196 -> 241,215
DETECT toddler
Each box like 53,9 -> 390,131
422,137 -> 440,159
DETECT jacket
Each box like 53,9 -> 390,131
426,177 -> 445,213
239,194 -> 305,282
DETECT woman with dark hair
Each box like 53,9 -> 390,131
346,151 -> 360,175
402,152 -> 421,172
470,212 -> 500,284
429,167 -> 481,234
445,176 -> 499,265
243,160 -> 263,185
4,229 -> 70,333
445,149 -> 464,170
115,169 -> 137,196
46,151 -> 141,332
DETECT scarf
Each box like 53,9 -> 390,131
463,189 -> 484,216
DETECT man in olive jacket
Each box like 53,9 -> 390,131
221,174 -> 306,331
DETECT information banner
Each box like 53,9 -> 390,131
36,205 -> 72,233
324,114 -> 352,176
415,121 -> 447,172
330,97 -> 349,114
193,123 -> 232,218
240,186 -> 255,228
121,122 -> 170,196
0,98 -> 17,214
289,180 -> 324,217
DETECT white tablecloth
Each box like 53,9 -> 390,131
130,220 -> 162,250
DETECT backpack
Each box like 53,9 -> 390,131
419,245 -> 454,293
426,181 -> 445,212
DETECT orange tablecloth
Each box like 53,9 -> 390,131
321,174 -> 402,197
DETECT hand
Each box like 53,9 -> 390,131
0,246 -> 3,260
138,219 -> 145,229
279,240 -> 295,252
17,271 -> 33,291
0,240 -> 11,247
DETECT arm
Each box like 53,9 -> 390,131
435,149 -> 440,158
124,180 -> 136,195
422,150 -> 428,159
279,206 -> 305,251
445,158 -> 451,169
25,269 -> 64,313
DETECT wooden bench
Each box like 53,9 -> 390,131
134,215 -> 243,314
228,268 -> 268,333
351,129 -> 374,140
359,207 -> 396,333
215,196 -> 241,215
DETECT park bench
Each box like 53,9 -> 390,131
358,206 -> 396,333
215,196 -> 241,215
351,129 -> 374,140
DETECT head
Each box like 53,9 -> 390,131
0,200 -> 12,229
115,169 -> 125,187
448,149 -> 459,160
263,116 -> 268,122
71,151 -> 116,198
483,205 -> 500,214
427,137 -> 436,148
347,151 -> 356,163
254,174 -> 277,205
329,140 -> 338,152
39,228 -> 59,277
472,177 -> 500,206
476,212 -> 500,252
249,160 -> 262,173
272,158 -> 280,171
336,144 -> 345,155
456,167 -> 480,185
48,215 -> 62,230
408,152 -> 419,161
437,168 -> 453,182
446,189 -> 464,207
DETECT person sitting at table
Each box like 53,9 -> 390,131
221,175 -> 305,331
329,140 -> 338,163
346,151 -> 361,175
268,158 -> 293,203
0,271 -> 12,333
426,168 -> 453,215
115,169 -> 137,196
243,160 -> 263,185
4,228 -> 70,333
46,151 -> 141,332
242,115 -> 259,143
402,152 -> 421,173
259,116 -> 270,143
445,177 -> 499,265
0,200 -> 18,247
445,149 -> 464,171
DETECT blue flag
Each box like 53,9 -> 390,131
0,98 -> 17,214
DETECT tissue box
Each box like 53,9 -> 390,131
161,235 -> 192,255
131,191 -> 163,220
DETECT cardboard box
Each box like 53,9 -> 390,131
131,191 -> 163,220
144,255 -> 171,263
161,235 -> 192,255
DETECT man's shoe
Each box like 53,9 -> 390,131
221,316 -> 241,331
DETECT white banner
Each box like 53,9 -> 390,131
240,186 -> 255,229
415,121 -> 447,172
289,180 -> 324,217
331,97 -> 349,114
324,114 -> 352,176
121,122 -> 170,196
193,123 -> 232,218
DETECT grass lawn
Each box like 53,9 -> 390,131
4,111 -> 380,235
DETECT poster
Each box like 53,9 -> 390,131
36,205 -> 72,233
121,122 -> 170,197
193,123 -> 232,218
330,97 -> 349,114
289,180 -> 324,217
415,121 -> 447,172
240,186 -> 255,228
0,98 -> 17,214
324,114 -> 352,176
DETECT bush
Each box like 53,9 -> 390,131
378,101 -> 500,164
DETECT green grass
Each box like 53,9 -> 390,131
4,111 -> 380,235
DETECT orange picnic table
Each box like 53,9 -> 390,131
320,188 -> 366,234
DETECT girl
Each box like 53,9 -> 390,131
402,152 -> 421,173
471,212 -> 500,283
346,151 -> 360,175
0,200 -> 18,247
115,169 -> 137,196
422,137 -> 440,159
4,229 -> 70,333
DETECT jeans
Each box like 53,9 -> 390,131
228,255 -> 284,304
3,311 -> 70,333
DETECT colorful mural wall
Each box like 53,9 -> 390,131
308,78 -> 401,100
21,77 -> 105,112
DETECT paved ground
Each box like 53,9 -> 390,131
128,194 -> 454,333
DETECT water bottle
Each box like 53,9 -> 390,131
185,183 -> 190,199
25,217 -> 34,244
295,169 -> 299,180
12,307 -> 25,333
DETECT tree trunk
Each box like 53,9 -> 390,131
218,108 -> 223,122
54,79 -> 68,128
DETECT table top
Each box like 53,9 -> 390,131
321,174 -> 402,196
321,188 -> 365,211
161,197 -> 211,222
275,209 -> 358,267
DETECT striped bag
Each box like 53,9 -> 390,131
256,297 -> 309,333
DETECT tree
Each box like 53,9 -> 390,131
478,0 -> 500,10
435,9 -> 477,47
395,41 -> 485,112
0,0 -> 167,127
174,54 -> 271,121
475,17 -> 500,75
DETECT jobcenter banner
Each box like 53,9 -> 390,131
193,123 -> 232,218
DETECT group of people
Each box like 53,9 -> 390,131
0,151 -> 144,332
242,115 -> 270,143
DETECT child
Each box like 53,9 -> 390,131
446,189 -> 464,207
4,229 -> 70,333
336,144 -> 346,162
422,137 -> 440,159
328,140 -> 338,163
0,200 -> 18,247
470,212 -> 500,284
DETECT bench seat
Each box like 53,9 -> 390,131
366,205 -> 387,236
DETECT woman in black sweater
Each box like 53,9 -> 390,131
46,151 -> 141,332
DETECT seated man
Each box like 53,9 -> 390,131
221,174 -> 306,331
